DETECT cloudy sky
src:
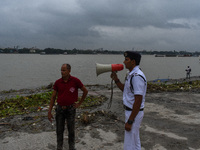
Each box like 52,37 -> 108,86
1,0 -> 200,51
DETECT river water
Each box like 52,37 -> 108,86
0,54 -> 200,91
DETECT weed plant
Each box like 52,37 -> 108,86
0,92 -> 106,118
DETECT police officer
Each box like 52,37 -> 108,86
111,51 -> 147,150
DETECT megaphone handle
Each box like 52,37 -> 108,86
107,79 -> 114,109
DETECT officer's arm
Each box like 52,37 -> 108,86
111,72 -> 124,91
125,95 -> 142,131
129,95 -> 142,121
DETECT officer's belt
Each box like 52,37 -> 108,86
124,105 -> 144,111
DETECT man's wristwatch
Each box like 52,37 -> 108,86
127,119 -> 134,125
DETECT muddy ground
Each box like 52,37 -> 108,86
0,80 -> 200,150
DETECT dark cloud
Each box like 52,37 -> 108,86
0,0 -> 200,51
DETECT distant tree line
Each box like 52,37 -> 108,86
0,47 -> 124,54
0,47 -> 200,56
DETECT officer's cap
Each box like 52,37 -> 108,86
124,51 -> 141,65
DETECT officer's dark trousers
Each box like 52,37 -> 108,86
56,105 -> 76,150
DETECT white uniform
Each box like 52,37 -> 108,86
123,66 -> 147,150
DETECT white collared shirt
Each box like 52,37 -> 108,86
123,66 -> 147,109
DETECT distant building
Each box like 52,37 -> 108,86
30,49 -> 36,53
40,52 -> 46,55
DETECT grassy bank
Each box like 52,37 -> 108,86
0,91 -> 106,118
1,80 -> 200,118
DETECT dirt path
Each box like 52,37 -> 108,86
0,85 -> 200,150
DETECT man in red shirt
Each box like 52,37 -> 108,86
48,64 -> 88,150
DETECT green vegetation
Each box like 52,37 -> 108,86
147,80 -> 200,92
0,91 -> 106,118
0,80 -> 200,118
78,95 -> 106,108
0,92 -> 52,118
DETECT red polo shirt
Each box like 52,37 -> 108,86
53,75 -> 83,106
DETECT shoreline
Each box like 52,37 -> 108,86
1,75 -> 200,91
0,77 -> 200,150
1,76 -> 200,101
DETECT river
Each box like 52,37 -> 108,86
0,54 -> 200,91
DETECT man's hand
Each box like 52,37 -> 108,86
125,122 -> 132,131
74,103 -> 81,108
48,111 -> 54,123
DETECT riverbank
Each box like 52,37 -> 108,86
0,77 -> 200,150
